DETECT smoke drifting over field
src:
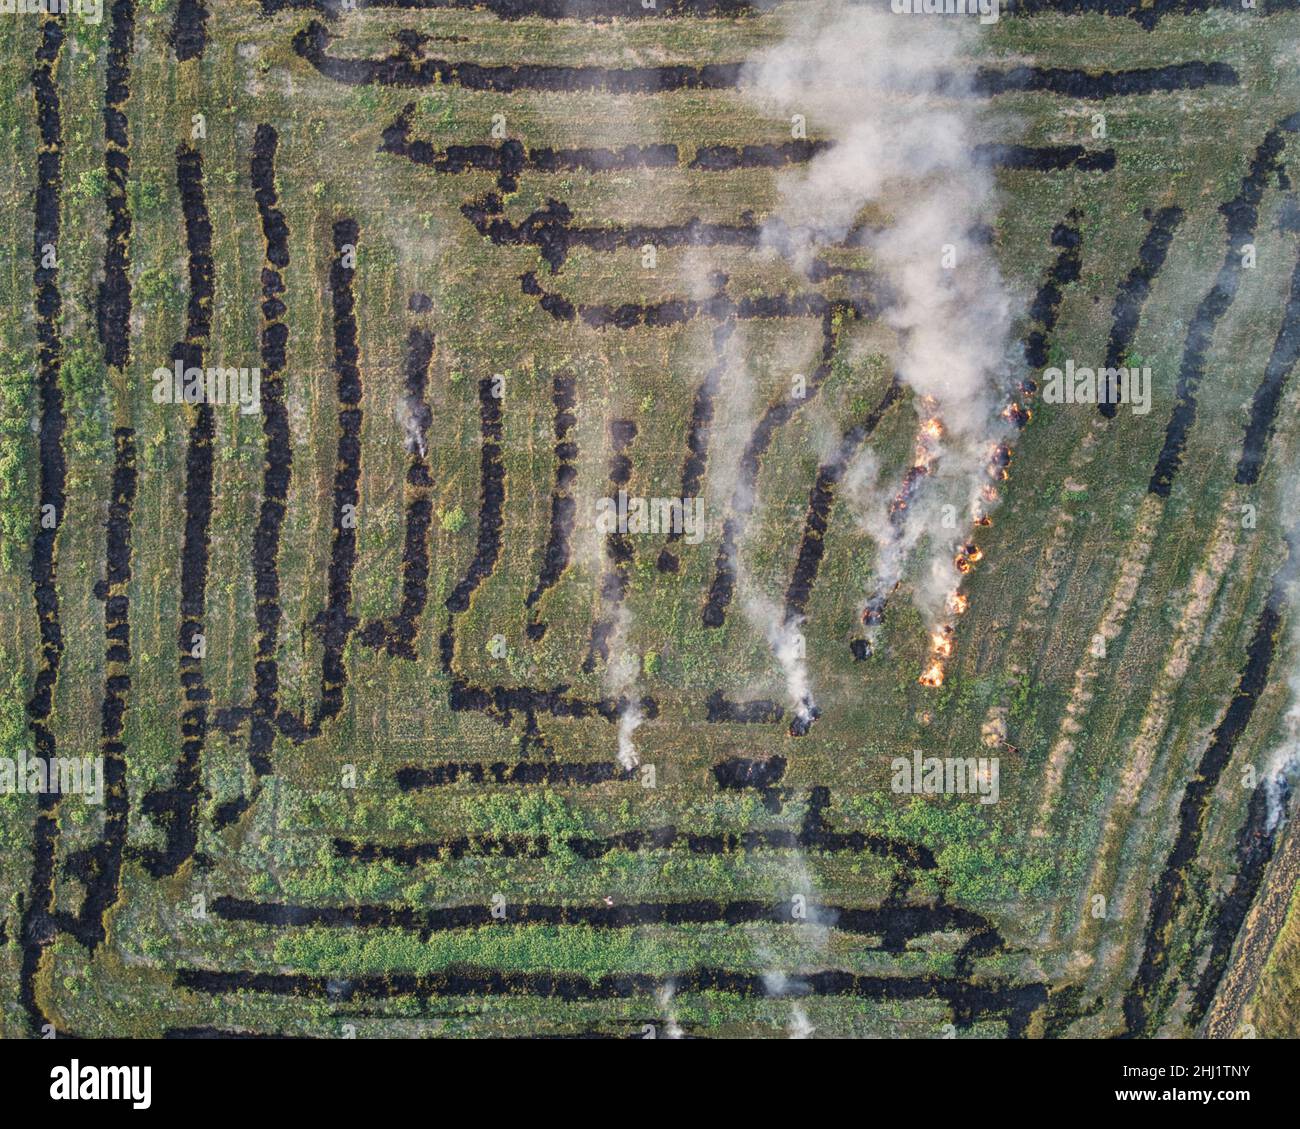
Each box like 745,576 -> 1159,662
745,2 -> 1017,648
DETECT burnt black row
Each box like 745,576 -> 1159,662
358,327 -> 435,658
209,892 -> 1001,955
1024,211 -> 1083,370
583,420 -> 637,672
336,783 -> 934,868
138,145 -> 215,880
396,760 -> 626,789
525,372 -> 578,638
1236,249 -> 1300,485
784,377 -> 902,625
249,124 -> 291,775
95,0 -> 135,369
262,0 -> 774,19
657,323 -> 735,574
1122,575 -> 1286,1035
171,0 -> 207,61
444,377 -> 503,613
172,965 -> 1047,1035
66,429 -> 138,950
287,219 -> 365,735
703,308 -> 845,629
1148,115 -> 1300,497
1097,206 -> 1182,418
19,19 -> 69,1037
296,21 -> 742,91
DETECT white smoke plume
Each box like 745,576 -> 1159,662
655,984 -> 684,1039
617,699 -> 643,772
1264,702 -> 1299,833
603,608 -> 643,771
744,2 -> 1016,637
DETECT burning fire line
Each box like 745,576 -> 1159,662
917,387 -> 1031,688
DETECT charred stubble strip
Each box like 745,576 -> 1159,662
583,420 -> 636,672
335,784 -> 934,869
1098,206 -> 1183,419
359,326 -> 435,658
1235,247 -> 1300,484
1149,116 -> 1300,496
171,0 -> 208,61
261,0 -> 772,18
96,0 -> 135,369
278,220 -> 363,740
1122,577 -> 1285,1036
703,308 -> 845,629
248,124 -> 291,775
784,377 -> 902,624
395,761 -> 625,788
1024,212 -> 1083,370
525,372 -> 578,638
659,323 -> 733,574
20,15 -> 68,1035
138,145 -> 215,879
172,964 -> 1046,1034
295,21 -> 743,91
1007,0 -> 1296,32
444,377 -> 503,615
210,893 -> 1002,954
66,429 -> 137,948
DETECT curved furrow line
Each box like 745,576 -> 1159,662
1097,205 -> 1183,418
703,307 -> 845,629
19,14 -> 68,1036
137,145 -> 215,879
358,326 -> 435,658
1149,115 -> 1300,497
524,372 -> 577,640
276,220 -> 363,742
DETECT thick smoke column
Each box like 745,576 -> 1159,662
745,2 -> 1016,676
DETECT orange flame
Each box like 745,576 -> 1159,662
919,660 -> 945,688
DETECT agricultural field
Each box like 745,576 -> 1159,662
2,0 -> 1300,1042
